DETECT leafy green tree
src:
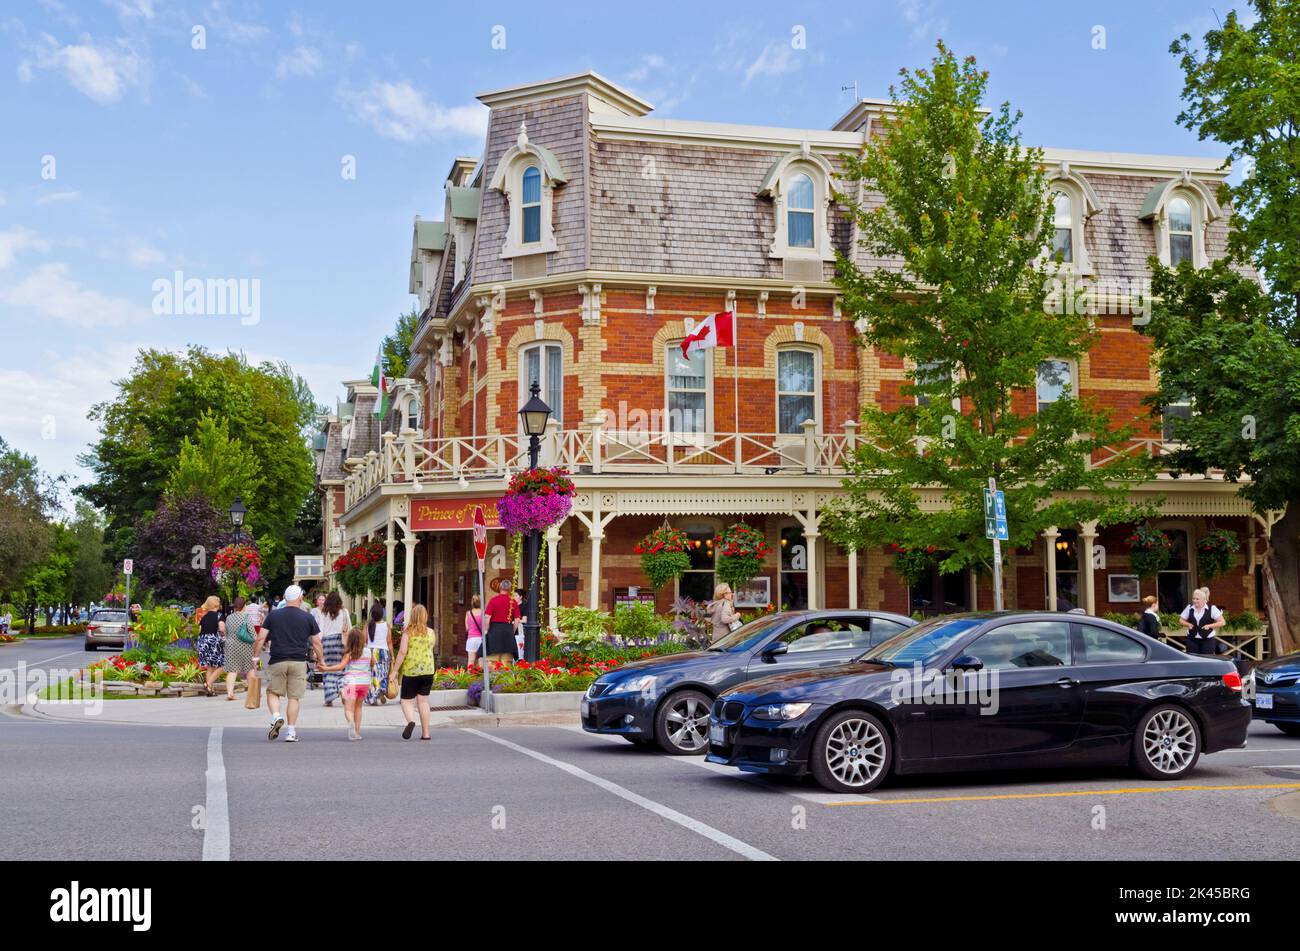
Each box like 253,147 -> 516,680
17,523 -> 76,628
1161,1 -> 1300,649
0,438 -> 61,600
165,413 -> 261,512
77,347 -> 316,580
68,502 -> 112,614
824,43 -> 1153,593
1171,0 -> 1300,328
382,307 -> 419,379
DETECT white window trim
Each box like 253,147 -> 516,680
1036,358 -> 1079,412
664,341 -> 714,442
518,341 -> 564,431
775,345 -> 822,437
760,147 -> 836,262
1143,175 -> 1221,270
488,123 -> 564,260
1042,167 -> 1100,275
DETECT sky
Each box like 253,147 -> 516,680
0,0 -> 1242,508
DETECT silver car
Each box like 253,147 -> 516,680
84,609 -> 130,651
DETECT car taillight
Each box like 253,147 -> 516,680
1223,671 -> 1242,692
87,623 -> 99,631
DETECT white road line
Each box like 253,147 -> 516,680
463,728 -> 778,861
1221,748 -> 1300,754
0,647 -> 95,674
557,724 -> 877,803
202,727 -> 230,861
1248,764 -> 1300,769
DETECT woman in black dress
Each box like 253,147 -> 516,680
1135,595 -> 1161,638
196,595 -> 226,697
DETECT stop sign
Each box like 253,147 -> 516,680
472,506 -> 488,565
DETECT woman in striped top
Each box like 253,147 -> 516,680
316,627 -> 374,740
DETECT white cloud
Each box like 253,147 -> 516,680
19,33 -> 146,103
339,81 -> 488,142
743,42 -> 801,85
897,0 -> 948,42
0,262 -> 153,328
36,189 -> 80,204
274,45 -> 323,80
626,53 -> 666,83
0,228 -> 50,269
127,242 -> 164,267
206,1 -> 271,45
104,0 -> 155,19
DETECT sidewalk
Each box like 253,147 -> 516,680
23,685 -> 491,731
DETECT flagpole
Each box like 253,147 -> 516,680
732,309 -> 739,448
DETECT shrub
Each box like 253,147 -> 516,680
1225,610 -> 1264,631
130,607 -> 188,665
613,601 -> 669,642
670,597 -> 711,648
1103,612 -> 1139,627
555,607 -> 612,653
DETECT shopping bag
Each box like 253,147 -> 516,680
244,671 -> 262,709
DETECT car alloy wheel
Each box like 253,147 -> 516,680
1136,705 -> 1200,778
655,690 -> 711,755
811,710 -> 891,793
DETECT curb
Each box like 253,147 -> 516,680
444,710 -> 581,729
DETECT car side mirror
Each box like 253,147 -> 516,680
948,654 -> 983,672
762,641 -> 789,661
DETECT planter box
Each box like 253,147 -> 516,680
488,691 -> 584,714
428,689 -> 469,708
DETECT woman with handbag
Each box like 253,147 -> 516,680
223,596 -> 256,701
707,584 -> 741,643
483,580 -> 521,667
196,595 -> 226,697
392,604 -> 436,740
316,592 -> 351,709
363,604 -> 392,706
464,595 -> 486,667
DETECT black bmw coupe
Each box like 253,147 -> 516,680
706,612 -> 1250,793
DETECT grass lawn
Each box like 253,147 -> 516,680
37,679 -> 135,701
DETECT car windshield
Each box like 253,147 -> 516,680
707,614 -> 789,652
861,617 -> 982,666
91,611 -> 127,622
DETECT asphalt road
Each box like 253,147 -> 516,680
0,634 -> 104,675
2,701 -> 1298,860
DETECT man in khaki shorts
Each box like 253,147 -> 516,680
252,584 -> 322,742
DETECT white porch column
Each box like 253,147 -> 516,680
968,570 -> 978,612
589,530 -> 604,610
402,530 -> 416,612
805,530 -> 820,610
546,525 -> 561,633
1079,520 -> 1099,615
384,534 -> 397,622
847,547 -> 858,610
1043,526 -> 1060,610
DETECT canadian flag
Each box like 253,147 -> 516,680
680,311 -> 735,359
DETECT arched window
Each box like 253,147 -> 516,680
521,165 -> 542,245
776,347 -> 818,434
1036,359 -> 1073,412
666,342 -> 710,435
787,173 -> 815,249
1168,196 -> 1194,266
1051,191 -> 1073,264
405,395 -> 420,432
520,341 -> 562,428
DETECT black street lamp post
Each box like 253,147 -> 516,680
230,495 -> 247,546
518,381 -> 552,663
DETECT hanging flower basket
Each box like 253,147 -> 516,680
1196,528 -> 1240,581
211,542 -> 262,600
1126,524 -> 1173,578
888,542 -> 936,587
332,540 -> 385,597
715,523 -> 770,593
497,468 -> 576,535
635,525 -> 692,592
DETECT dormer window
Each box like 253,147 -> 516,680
1168,196 -> 1194,266
521,166 -> 541,244
787,174 -> 815,249
1051,191 -> 1073,264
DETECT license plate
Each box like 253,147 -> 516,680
579,700 -> 590,718
710,724 -> 728,745
1255,693 -> 1274,710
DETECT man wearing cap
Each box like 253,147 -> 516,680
252,584 -> 323,742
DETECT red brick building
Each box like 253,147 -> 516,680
321,72 -> 1273,663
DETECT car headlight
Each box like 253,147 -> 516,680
606,675 -> 657,697
751,702 -> 812,721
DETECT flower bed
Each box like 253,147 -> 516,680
86,651 -> 203,686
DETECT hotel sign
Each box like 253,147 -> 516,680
410,496 -> 502,532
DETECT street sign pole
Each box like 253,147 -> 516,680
472,506 -> 491,713
987,478 -> 1004,612
123,559 -> 133,643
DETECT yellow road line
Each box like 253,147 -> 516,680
826,783 -> 1300,806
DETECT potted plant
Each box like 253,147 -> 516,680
635,524 -> 692,592
888,542 -> 936,587
1126,524 -> 1173,578
1196,528 -> 1240,581
714,523 -> 770,594
211,541 -> 262,601
497,467 -> 576,535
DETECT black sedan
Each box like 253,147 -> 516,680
580,609 -> 916,754
1246,651 -> 1300,736
706,612 -> 1251,793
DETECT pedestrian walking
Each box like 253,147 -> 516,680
363,604 -> 391,706
483,580 -> 521,666
222,596 -> 257,700
464,595 -> 485,667
1136,594 -> 1162,638
707,583 -> 741,642
196,596 -> 226,697
392,604 -> 436,740
252,584 -> 323,743
316,592 -> 351,709
1179,587 -> 1226,656
315,626 -> 372,740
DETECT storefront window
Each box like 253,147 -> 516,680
1050,528 -> 1080,610
678,528 -> 716,603
1158,528 -> 1191,612
779,525 -> 808,610
909,554 -> 970,616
